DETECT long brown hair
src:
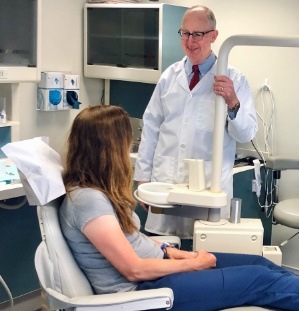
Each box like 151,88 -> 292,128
64,105 -> 137,233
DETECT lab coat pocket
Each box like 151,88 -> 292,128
152,155 -> 175,183
195,99 -> 215,132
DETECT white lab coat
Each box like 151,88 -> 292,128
134,56 -> 258,238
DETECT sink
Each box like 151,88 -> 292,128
137,182 -> 174,205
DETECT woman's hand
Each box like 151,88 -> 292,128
167,247 -> 197,260
167,248 -> 216,270
193,249 -> 217,270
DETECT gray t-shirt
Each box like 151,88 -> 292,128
59,187 -> 163,294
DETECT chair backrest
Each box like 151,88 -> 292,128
35,196 -> 94,298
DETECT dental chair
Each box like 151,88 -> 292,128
266,156 -> 299,242
34,195 -> 272,311
2,137 -> 269,311
34,195 -> 178,311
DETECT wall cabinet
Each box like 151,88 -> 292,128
0,84 -> 20,158
84,3 -> 186,84
0,0 -> 41,155
0,0 -> 41,83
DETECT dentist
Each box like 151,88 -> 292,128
134,5 -> 258,239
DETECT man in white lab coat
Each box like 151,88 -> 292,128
134,5 -> 258,238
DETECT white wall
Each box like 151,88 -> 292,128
13,0 -> 299,269
164,0 -> 299,156
158,0 -> 299,270
17,0 -> 103,156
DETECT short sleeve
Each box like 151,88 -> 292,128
70,188 -> 116,232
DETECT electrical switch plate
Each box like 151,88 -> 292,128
0,69 -> 8,79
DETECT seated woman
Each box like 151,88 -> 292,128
59,105 -> 299,311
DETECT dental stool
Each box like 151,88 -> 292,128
266,156 -> 299,243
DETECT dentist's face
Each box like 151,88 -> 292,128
180,10 -> 218,65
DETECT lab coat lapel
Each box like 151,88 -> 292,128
175,58 -> 190,92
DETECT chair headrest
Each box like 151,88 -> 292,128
2,137 -> 66,206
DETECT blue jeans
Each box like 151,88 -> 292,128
137,253 -> 299,311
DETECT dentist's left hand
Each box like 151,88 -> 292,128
213,75 -> 239,109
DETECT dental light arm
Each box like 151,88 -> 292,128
138,35 -> 299,223
210,35 -> 299,220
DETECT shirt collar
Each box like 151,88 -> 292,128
185,52 -> 217,78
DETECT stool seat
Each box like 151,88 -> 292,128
274,198 -> 299,229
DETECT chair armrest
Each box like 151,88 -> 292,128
45,287 -> 174,311
266,156 -> 299,170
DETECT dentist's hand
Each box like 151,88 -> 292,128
213,75 -> 239,109
137,181 -> 150,212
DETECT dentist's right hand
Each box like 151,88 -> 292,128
137,181 -> 150,211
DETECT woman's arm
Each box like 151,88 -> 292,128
84,214 -> 216,282
150,237 -> 197,260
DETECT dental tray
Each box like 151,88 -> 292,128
133,189 -> 175,208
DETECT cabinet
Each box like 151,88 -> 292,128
0,84 -> 20,156
0,0 -> 41,83
0,0 -> 41,154
84,3 -> 186,84
0,84 -> 24,199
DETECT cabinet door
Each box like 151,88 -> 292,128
0,0 -> 41,82
87,8 -> 159,70
84,4 -> 186,84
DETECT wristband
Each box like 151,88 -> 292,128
227,101 -> 240,120
161,242 -> 170,259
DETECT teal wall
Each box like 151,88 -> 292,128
0,127 -> 11,158
0,199 -> 40,303
234,167 -> 272,245
110,80 -> 155,119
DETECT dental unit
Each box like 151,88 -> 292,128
136,35 -> 299,262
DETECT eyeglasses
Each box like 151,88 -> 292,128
178,29 -> 214,41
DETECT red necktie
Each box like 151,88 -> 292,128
189,65 -> 200,90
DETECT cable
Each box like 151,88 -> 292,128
0,275 -> 13,309
252,82 -> 276,157
250,81 -> 276,216
0,196 -> 27,210
280,231 -> 299,247
251,140 -> 274,214
251,140 -> 265,164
